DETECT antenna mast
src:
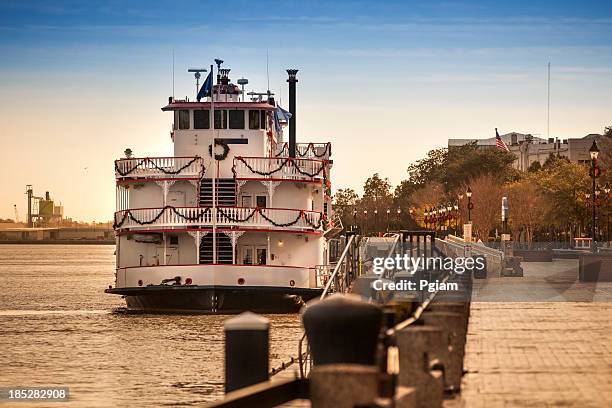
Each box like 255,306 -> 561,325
172,49 -> 175,99
266,49 -> 270,92
547,62 -> 550,140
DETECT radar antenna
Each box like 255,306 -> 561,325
237,78 -> 248,102
188,68 -> 207,99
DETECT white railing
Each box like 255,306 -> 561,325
114,206 -> 322,231
275,142 -> 331,159
115,157 -> 203,179
233,156 -> 326,182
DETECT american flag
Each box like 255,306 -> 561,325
495,128 -> 510,152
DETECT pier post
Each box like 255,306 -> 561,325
302,294 -> 382,366
420,311 -> 466,392
224,312 -> 270,393
396,326 -> 446,408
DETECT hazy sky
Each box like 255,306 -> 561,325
1,0 -> 611,221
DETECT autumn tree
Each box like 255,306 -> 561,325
467,174 -> 505,240
332,188 -> 359,230
505,178 -> 550,243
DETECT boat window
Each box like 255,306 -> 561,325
256,195 -> 267,208
241,195 -> 252,207
242,247 -> 253,265
261,111 -> 267,130
194,110 -> 210,129
229,110 -> 245,129
178,110 -> 190,129
256,248 -> 267,265
214,110 -> 227,129
248,110 -> 260,129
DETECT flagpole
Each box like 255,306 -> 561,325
210,63 -> 217,265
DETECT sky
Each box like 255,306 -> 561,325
1,0 -> 611,222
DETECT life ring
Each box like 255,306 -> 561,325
209,139 -> 230,161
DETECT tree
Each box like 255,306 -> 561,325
360,174 -> 394,233
332,188 -> 359,230
535,159 -> 590,235
505,178 -> 549,243
528,161 -> 542,172
468,174 -> 505,240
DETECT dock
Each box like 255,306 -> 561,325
447,259 -> 612,408
207,235 -> 612,408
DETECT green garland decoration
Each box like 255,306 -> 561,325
209,139 -> 230,161
114,205 -> 323,230
115,156 -> 202,177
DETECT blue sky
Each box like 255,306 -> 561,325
1,0 -> 611,221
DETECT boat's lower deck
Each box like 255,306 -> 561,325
106,285 -> 322,314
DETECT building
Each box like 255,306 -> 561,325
448,132 -> 603,171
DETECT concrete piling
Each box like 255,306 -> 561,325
310,364 -> 379,408
396,326 -> 446,408
420,311 -> 466,392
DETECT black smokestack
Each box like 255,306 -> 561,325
287,69 -> 298,158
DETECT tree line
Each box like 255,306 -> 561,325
333,126 -> 612,243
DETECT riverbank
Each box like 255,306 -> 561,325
0,240 -> 114,245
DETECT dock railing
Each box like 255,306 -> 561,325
206,231 -> 477,408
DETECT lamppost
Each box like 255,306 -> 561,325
604,183 -> 611,247
386,209 -> 390,232
374,209 -> 378,233
446,203 -> 453,234
440,206 -> 446,234
432,208 -> 438,232
353,209 -> 357,229
585,192 -> 591,237
408,208 -> 413,229
397,208 -> 401,229
595,185 -> 602,241
454,202 -> 459,234
589,140 -> 600,251
363,210 -> 368,235
424,208 -> 430,230
466,187 -> 473,223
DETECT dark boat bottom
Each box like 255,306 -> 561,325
105,285 -> 322,314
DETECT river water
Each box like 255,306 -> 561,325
0,245 -> 303,407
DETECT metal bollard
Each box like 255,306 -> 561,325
224,312 -> 270,393
302,294 -> 382,366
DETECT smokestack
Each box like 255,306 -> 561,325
287,69 -> 298,158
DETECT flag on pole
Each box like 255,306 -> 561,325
495,128 -> 510,152
196,71 -> 213,102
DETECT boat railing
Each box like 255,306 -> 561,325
233,156 -> 327,182
274,142 -> 331,159
113,206 -> 322,231
115,156 -> 204,179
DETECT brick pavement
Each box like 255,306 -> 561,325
447,260 -> 612,407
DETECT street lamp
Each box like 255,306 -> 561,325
386,209 -> 390,232
432,208 -> 438,232
604,183 -> 611,247
374,209 -> 378,233
397,208 -> 402,229
589,140 -> 600,251
454,202 -> 459,234
466,187 -> 473,223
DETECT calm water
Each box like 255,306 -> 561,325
0,245 -> 303,407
